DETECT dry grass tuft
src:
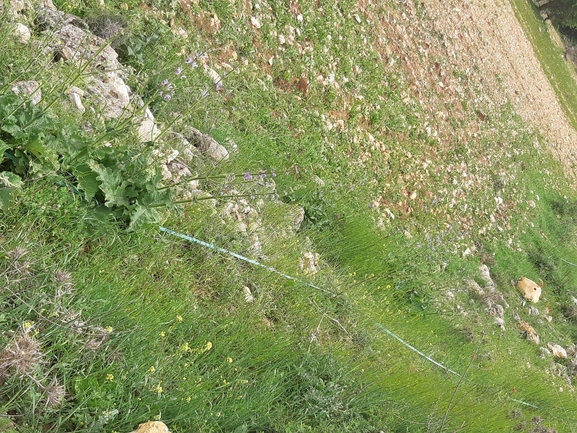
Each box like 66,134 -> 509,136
0,333 -> 44,378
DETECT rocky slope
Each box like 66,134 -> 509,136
361,0 -> 577,178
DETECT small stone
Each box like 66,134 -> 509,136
516,277 -> 541,303
14,23 -> 31,43
518,320 -> 539,344
488,304 -> 504,318
136,107 -> 161,142
172,27 -> 188,39
291,206 -> 305,231
547,342 -> 567,358
130,421 -> 170,433
243,286 -> 254,303
494,317 -> 505,328
528,306 -> 539,315
250,16 -> 262,28
539,347 -> 551,358
184,127 -> 229,162
67,86 -> 85,113
479,264 -> 495,289
204,67 -> 222,86
300,251 -> 319,275
467,279 -> 485,296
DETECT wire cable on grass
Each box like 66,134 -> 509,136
159,225 -> 539,409
375,323 -> 460,376
159,226 -> 336,296
160,226 -> 459,371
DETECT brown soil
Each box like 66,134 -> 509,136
359,0 -> 577,179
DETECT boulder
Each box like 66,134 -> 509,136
517,277 -> 541,303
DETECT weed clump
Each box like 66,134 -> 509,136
0,333 -> 43,378
85,12 -> 128,53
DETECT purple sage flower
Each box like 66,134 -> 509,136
185,57 -> 199,68
243,172 -> 253,181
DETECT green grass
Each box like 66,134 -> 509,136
3,0 -> 577,432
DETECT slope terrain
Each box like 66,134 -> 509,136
362,0 -> 577,175
3,0 -> 577,432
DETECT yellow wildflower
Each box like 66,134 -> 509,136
200,341 -> 212,353
151,382 -> 163,394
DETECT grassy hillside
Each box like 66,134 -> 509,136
3,0 -> 577,432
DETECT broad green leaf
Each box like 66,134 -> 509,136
1,123 -> 27,140
75,164 -> 101,202
127,203 -> 158,231
89,161 -> 128,207
0,139 -> 8,161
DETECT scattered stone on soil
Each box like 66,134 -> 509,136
547,342 -> 567,358
518,320 -> 540,344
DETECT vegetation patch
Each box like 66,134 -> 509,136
2,0 -> 577,432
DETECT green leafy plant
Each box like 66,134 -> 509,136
0,89 -> 172,229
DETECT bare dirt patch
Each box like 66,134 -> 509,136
359,0 -> 577,179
